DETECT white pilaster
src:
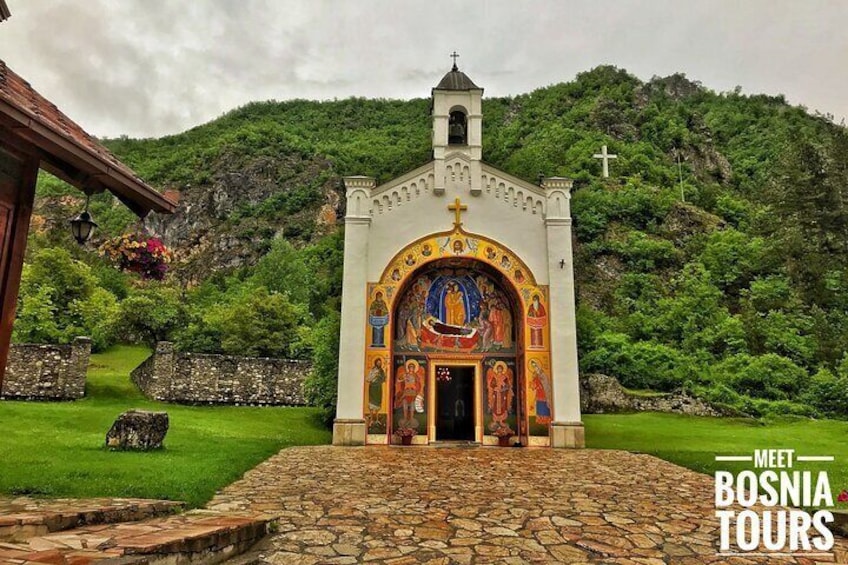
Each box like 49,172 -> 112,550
333,176 -> 374,446
542,177 -> 584,448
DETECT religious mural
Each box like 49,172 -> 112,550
527,293 -> 547,350
483,358 -> 517,434
527,353 -> 552,436
392,356 -> 427,432
363,226 -> 554,443
364,352 -> 389,434
368,291 -> 389,348
393,265 -> 516,354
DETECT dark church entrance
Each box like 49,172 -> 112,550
435,365 -> 475,441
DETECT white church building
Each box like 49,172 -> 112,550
333,62 -> 584,448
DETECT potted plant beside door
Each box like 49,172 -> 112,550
493,426 -> 515,447
393,427 -> 417,446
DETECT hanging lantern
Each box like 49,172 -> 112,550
70,194 -> 97,244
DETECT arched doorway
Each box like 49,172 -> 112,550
389,258 -> 523,444
363,227 -> 554,446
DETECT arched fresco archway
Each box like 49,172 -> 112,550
363,227 -> 554,446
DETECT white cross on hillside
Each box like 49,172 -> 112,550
593,144 -> 617,178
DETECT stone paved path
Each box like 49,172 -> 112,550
209,446 -> 848,564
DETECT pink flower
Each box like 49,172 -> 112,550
838,490 -> 848,503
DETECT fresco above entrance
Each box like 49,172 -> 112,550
393,264 -> 516,354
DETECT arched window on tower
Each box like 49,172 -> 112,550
448,110 -> 467,145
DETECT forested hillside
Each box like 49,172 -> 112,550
21,66 -> 848,420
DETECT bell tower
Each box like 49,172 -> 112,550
432,54 -> 483,196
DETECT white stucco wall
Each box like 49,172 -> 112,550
366,158 -> 550,285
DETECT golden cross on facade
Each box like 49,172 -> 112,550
448,197 -> 468,228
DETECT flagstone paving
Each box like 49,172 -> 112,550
209,446 -> 848,564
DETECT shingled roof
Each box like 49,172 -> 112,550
0,59 -> 176,216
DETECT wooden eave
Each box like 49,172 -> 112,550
0,99 -> 176,218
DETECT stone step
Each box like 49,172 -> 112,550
0,511 -> 274,564
0,498 -> 185,543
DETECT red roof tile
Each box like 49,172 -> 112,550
0,59 -> 175,215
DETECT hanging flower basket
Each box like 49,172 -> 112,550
101,232 -> 173,281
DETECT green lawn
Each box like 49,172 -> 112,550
2,347 -> 846,509
586,412 -> 848,508
0,345 -> 330,507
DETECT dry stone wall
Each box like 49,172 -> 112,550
131,342 -> 309,405
1,337 -> 91,400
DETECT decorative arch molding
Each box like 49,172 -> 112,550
376,226 -> 540,300
363,226 -> 554,446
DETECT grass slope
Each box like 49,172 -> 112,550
587,413 -> 848,508
0,345 -> 330,507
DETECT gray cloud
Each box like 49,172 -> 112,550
2,0 -> 846,138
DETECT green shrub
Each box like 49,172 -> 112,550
608,231 -> 680,271
715,353 -> 808,401
800,368 -> 848,416
580,332 -> 699,391
303,311 -> 340,427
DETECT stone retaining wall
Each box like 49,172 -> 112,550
1,337 -> 91,400
580,373 -> 726,417
131,342 -> 310,405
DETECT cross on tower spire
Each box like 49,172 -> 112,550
448,197 -> 468,228
450,51 -> 460,71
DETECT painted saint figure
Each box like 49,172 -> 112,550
444,282 -> 466,326
489,301 -> 504,347
527,294 -> 547,348
478,301 -> 493,350
487,361 -> 514,430
369,292 -> 389,347
366,358 -> 386,429
502,301 -> 513,349
529,359 -> 552,425
394,359 -> 425,429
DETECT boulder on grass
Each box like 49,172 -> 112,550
106,409 -> 169,450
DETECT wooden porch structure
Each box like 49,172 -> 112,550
0,59 -> 177,387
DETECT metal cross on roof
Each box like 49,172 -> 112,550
450,51 -> 460,71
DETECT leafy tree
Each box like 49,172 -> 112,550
112,284 -> 186,346
13,248 -> 117,350
178,286 -> 306,358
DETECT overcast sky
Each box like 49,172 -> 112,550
2,0 -> 846,139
